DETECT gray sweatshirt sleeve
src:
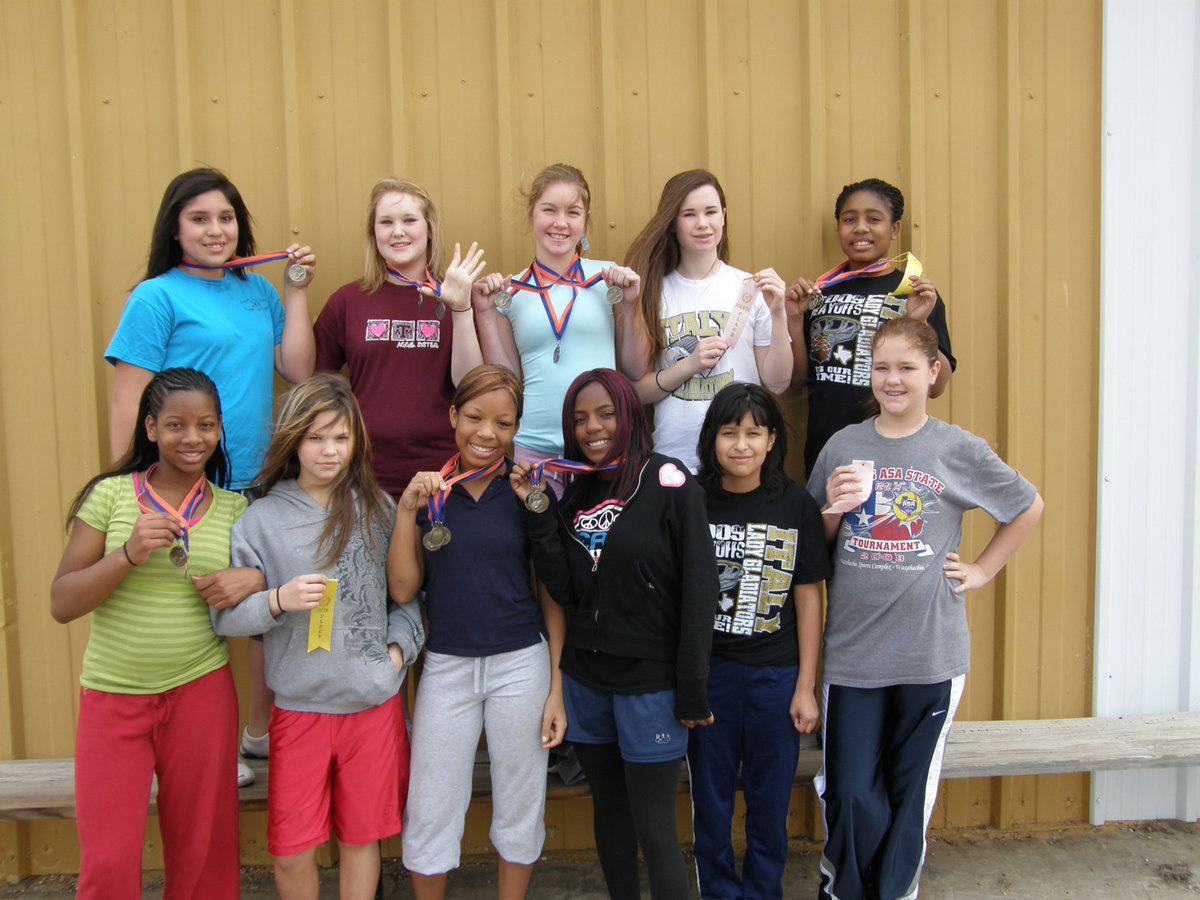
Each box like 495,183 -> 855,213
210,588 -> 282,637
210,516 -> 286,637
386,597 -> 425,671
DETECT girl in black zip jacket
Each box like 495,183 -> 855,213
512,367 -> 719,900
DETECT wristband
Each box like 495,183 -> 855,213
121,541 -> 138,566
655,368 -> 669,394
269,588 -> 280,617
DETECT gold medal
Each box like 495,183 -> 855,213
422,524 -> 452,551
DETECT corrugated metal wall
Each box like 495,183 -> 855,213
0,0 -> 1100,878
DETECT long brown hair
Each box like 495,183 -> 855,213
361,178 -> 445,293
252,375 -> 389,568
145,168 -> 255,281
624,169 -> 729,358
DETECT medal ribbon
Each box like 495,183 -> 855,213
180,251 -> 293,271
509,255 -> 604,344
426,454 -> 507,527
530,457 -> 625,489
385,266 -> 442,297
132,465 -> 207,556
811,257 -> 892,293
532,255 -> 604,292
811,252 -> 922,295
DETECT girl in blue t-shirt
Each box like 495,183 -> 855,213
388,364 -> 566,899
689,382 -> 829,900
105,166 -> 319,782
471,164 -> 643,495
51,368 -> 249,899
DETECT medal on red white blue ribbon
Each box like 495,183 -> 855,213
505,255 -> 608,363
523,457 -> 625,511
423,455 -> 507,550
132,465 -> 207,571
181,251 -> 307,285
386,266 -> 445,318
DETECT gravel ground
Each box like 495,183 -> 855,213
3,821 -> 1196,898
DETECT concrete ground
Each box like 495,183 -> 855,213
3,821 -> 1196,898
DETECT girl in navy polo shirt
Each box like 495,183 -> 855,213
388,364 -> 566,900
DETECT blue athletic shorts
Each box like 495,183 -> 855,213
562,672 -> 687,763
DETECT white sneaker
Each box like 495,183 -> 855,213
237,759 -> 255,788
240,727 -> 269,759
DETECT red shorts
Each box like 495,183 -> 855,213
267,691 -> 409,857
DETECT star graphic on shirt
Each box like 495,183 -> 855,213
854,511 -> 871,527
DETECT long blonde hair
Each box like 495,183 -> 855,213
252,375 -> 389,568
361,178 -> 445,293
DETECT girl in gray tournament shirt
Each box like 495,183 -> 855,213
808,318 -> 1042,900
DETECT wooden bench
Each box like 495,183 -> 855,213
3,712 -> 1199,820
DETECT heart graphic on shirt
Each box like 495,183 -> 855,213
369,321 -> 388,337
658,463 -> 686,488
419,322 -> 439,338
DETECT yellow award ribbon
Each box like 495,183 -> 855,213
307,578 -> 337,652
888,252 -> 923,296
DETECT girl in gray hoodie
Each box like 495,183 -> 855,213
212,375 -> 423,899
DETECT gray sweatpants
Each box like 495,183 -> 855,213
401,641 -> 550,873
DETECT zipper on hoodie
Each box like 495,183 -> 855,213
565,458 -> 652,569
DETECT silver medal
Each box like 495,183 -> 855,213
286,263 -> 307,284
494,290 -> 512,310
169,543 -> 188,567
553,344 -> 561,364
806,288 -> 825,312
605,285 -> 624,305
524,487 -> 549,513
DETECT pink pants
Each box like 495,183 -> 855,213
74,665 -> 240,899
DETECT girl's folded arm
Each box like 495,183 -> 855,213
209,587 -> 278,636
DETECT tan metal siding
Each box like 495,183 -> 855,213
0,0 -> 1100,877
